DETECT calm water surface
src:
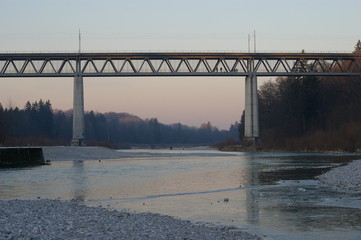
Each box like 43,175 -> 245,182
1,148 -> 361,240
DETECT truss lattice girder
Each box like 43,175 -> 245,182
0,53 -> 360,77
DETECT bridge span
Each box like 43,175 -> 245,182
1,52 -> 360,145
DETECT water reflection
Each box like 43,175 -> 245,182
244,154 -> 259,224
71,161 -> 87,201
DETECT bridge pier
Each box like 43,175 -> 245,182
244,62 -> 259,146
71,74 -> 86,146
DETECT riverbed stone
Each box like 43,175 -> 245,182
0,199 -> 261,240
318,160 -> 361,192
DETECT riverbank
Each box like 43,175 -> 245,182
218,145 -> 361,191
0,199 -> 261,240
216,144 -> 361,154
42,146 -> 131,161
317,159 -> 361,191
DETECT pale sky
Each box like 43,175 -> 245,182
0,0 -> 360,129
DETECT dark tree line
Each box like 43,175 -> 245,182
84,112 -> 231,146
0,100 -> 232,147
247,41 -> 361,151
0,100 -> 72,145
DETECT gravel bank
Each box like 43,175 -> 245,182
0,199 -> 261,240
318,160 -> 361,191
42,146 -> 130,161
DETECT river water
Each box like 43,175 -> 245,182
1,148 -> 361,239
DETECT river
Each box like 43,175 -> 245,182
1,147 -> 361,239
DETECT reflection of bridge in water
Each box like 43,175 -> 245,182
1,52 -> 360,145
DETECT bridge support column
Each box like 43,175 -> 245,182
244,73 -> 259,146
71,74 -> 86,146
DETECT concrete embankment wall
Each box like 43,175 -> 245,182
0,147 -> 45,168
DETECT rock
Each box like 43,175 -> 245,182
32,226 -> 39,234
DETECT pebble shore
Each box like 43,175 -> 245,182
317,159 -> 361,191
42,146 -> 132,161
0,199 -> 261,240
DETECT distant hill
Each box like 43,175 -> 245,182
104,112 -> 143,123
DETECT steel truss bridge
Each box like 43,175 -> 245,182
1,52 -> 361,77
0,52 -> 360,145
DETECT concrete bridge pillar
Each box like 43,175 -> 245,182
244,60 -> 259,145
71,62 -> 86,146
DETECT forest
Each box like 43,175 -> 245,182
238,41 -> 361,152
0,99 -> 235,147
